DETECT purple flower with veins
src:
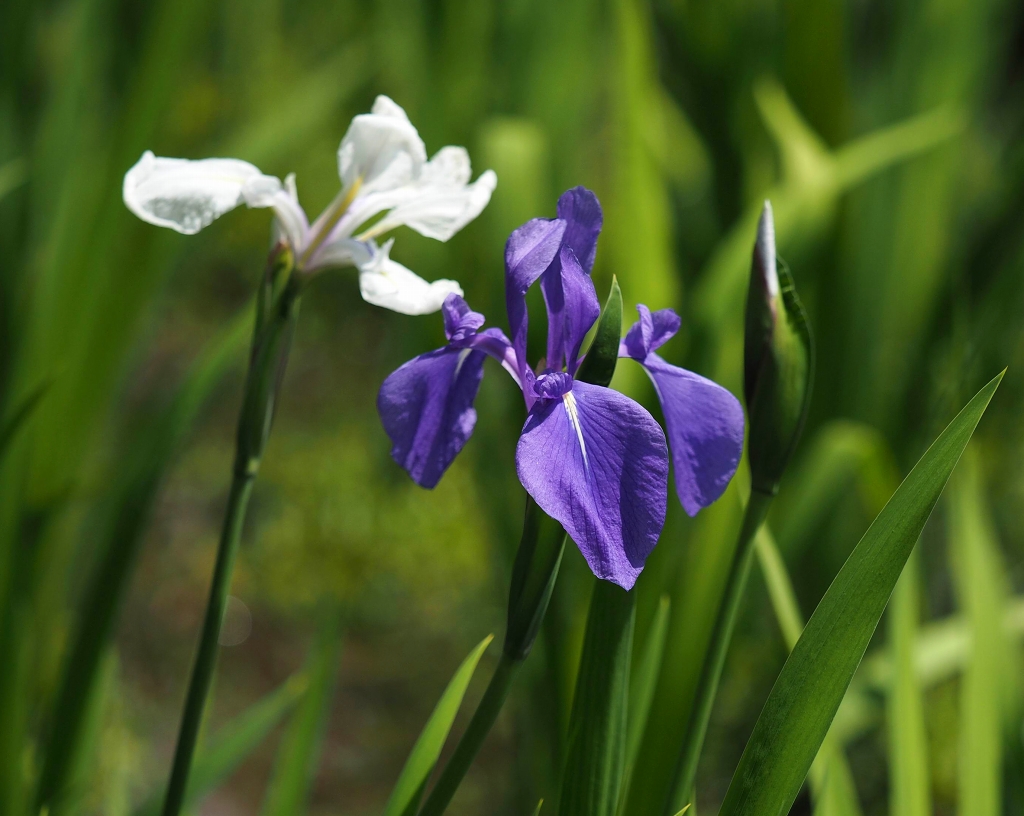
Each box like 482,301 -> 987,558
378,187 -> 744,589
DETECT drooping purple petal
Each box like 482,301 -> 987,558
505,218 -> 566,380
515,381 -> 668,590
639,354 -> 744,516
378,346 -> 487,488
540,188 -> 603,368
559,248 -> 600,374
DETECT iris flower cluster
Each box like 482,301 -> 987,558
123,95 -> 495,314
378,187 -> 745,588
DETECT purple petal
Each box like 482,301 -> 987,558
515,381 -> 668,589
377,346 -> 486,488
559,248 -> 600,374
541,188 -> 604,368
622,304 -> 682,360
641,354 -> 744,516
505,218 -> 567,379
442,293 -> 485,342
556,186 -> 603,274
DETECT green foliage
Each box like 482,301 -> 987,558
382,634 -> 493,816
558,581 -> 635,816
134,673 -> 306,816
719,372 -> 1002,816
260,611 -> 343,816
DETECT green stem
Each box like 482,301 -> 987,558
418,500 -> 566,816
160,471 -> 254,816
664,489 -> 774,815
161,264 -> 300,816
417,653 -> 521,816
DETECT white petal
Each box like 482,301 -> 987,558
337,96 -> 427,195
123,151 -> 284,235
247,172 -> 309,250
307,236 -> 374,271
363,158 -> 497,242
357,239 -> 463,315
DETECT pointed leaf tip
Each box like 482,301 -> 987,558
755,201 -> 778,299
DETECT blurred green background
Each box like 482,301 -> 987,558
2,0 -> 1024,814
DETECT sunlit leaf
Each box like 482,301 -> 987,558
719,372 -> 1002,816
381,634 -> 493,816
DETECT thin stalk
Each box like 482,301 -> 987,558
664,489 -> 774,814
418,500 -> 566,816
417,653 -> 521,816
161,262 -> 300,816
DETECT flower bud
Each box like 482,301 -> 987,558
743,201 -> 813,495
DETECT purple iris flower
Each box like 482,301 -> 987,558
377,187 -> 744,589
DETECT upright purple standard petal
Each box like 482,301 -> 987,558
378,346 -> 487,488
516,381 -> 669,590
556,186 -> 603,273
541,188 -> 604,368
621,305 -> 744,516
505,218 -> 566,380
558,248 -> 600,374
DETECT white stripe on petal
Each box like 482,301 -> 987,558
562,390 -> 589,472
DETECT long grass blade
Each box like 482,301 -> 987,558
719,371 -> 1002,816
134,672 -> 306,816
381,634 -> 493,816
887,550 -> 931,816
260,610 -> 344,816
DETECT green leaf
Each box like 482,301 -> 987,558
755,527 -> 863,816
949,452 -> 1008,816
0,380 -> 48,465
719,371 -> 1002,816
260,611 -> 343,816
381,633 -> 494,816
559,580 -> 635,816
887,552 -> 931,816
576,276 -> 623,388
620,594 -> 670,810
134,673 -> 306,816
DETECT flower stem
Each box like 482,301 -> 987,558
664,489 -> 774,815
160,471 -> 254,816
161,257 -> 300,816
417,499 -> 566,816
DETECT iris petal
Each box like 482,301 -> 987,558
378,346 -> 487,488
515,381 -> 668,589
639,354 -> 744,516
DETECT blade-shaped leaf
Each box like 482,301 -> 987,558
381,633 -> 493,816
755,527 -> 863,816
949,452 -> 1009,816
576,276 -> 623,388
620,594 -> 670,809
719,371 -> 1002,816
134,672 -> 306,816
0,380 -> 48,464
559,580 -> 635,816
888,552 -> 931,816
260,610 -> 343,816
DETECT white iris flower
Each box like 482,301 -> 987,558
122,95 -> 496,315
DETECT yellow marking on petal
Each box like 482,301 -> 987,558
298,175 -> 363,268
